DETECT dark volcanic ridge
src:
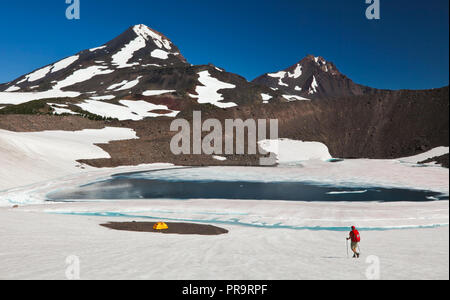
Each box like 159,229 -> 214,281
420,154 -> 449,168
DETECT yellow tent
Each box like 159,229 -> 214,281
153,222 -> 169,230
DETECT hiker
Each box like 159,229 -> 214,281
347,226 -> 361,258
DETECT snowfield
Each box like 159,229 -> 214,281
0,200 -> 447,280
0,127 -> 138,190
0,128 -> 448,279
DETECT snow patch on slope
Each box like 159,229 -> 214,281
213,155 -> 227,161
51,55 -> 79,73
107,80 -> 128,90
268,71 -> 286,78
111,24 -> 174,69
189,71 -> 237,108
89,45 -> 106,52
115,76 -> 142,91
314,56 -> 327,66
12,55 -> 79,86
142,90 -> 176,96
259,139 -> 332,164
288,64 -> 302,79
399,147 -> 449,164
21,66 -> 52,82
151,49 -> 169,60
90,95 -> 115,100
282,95 -> 310,101
120,100 -> 179,118
308,76 -> 319,94
133,24 -> 172,50
54,66 -> 114,90
0,90 -> 81,105
4,86 -> 20,92
111,36 -> 146,68
268,71 -> 288,87
76,100 -> 179,121
50,105 -> 79,115
261,93 -> 273,104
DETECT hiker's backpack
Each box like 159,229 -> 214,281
351,230 -> 361,242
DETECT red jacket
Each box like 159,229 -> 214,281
350,230 -> 361,242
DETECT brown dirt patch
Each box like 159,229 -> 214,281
100,222 -> 229,236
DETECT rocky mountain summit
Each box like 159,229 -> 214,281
252,55 -> 379,100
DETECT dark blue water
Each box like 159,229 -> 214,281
46,169 -> 447,202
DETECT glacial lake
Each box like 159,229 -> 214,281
46,167 -> 448,202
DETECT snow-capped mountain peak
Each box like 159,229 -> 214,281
253,55 -> 375,99
0,24 -> 188,95
132,24 -> 173,50
108,24 -> 186,68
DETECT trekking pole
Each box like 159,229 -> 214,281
346,239 -> 349,258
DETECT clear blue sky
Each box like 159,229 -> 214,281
0,0 -> 448,90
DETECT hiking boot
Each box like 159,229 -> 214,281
353,254 -> 357,258
356,253 -> 360,258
